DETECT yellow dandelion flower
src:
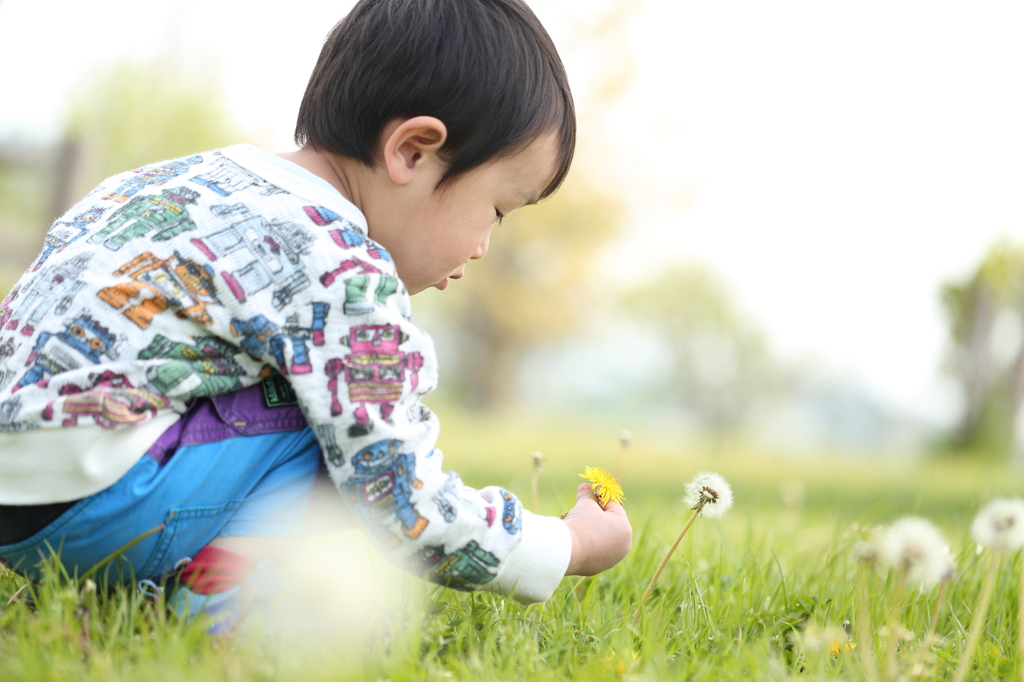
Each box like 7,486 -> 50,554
580,466 -> 624,509
605,648 -> 639,676
829,641 -> 856,657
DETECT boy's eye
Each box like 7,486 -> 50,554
495,209 -> 504,224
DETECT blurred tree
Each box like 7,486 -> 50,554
54,61 -> 241,218
429,174 -> 621,408
0,144 -> 53,293
2,58 -> 240,295
416,0 -> 635,410
940,239 -> 1024,458
621,264 -> 779,433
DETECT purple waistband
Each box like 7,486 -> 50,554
147,377 -> 307,465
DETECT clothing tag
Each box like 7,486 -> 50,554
261,375 -> 298,408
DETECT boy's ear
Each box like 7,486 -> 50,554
382,116 -> 448,186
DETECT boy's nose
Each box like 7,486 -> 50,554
471,233 -> 490,260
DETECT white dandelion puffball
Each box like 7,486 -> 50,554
972,498 -> 1024,551
876,517 -> 956,588
683,471 -> 733,519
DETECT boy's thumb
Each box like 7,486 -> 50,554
576,482 -> 597,503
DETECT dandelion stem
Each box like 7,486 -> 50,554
1019,555 -> 1024,682
531,469 -> 539,512
631,501 -> 704,629
884,576 -> 907,682
531,452 -> 542,512
855,561 -> 879,682
909,578 -> 948,678
953,549 -> 1000,682
927,579 -> 948,650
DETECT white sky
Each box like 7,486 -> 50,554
1,0 -> 1022,423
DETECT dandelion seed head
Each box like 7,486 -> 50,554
876,517 -> 955,588
853,541 -> 878,564
619,429 -> 632,447
531,451 -> 543,472
579,466 -> 624,508
971,497 -> 1024,551
683,471 -> 733,519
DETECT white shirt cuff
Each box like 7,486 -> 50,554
492,510 -> 572,604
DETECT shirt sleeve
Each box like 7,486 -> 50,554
282,246 -> 571,604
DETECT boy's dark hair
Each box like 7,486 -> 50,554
295,0 -> 575,199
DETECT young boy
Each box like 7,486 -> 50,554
0,0 -> 631,624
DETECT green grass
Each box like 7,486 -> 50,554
2,411 -> 1023,681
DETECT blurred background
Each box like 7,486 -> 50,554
2,0 -> 1023,476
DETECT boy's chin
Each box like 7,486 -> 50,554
407,276 -> 452,295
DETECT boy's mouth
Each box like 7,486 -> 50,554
436,270 -> 464,291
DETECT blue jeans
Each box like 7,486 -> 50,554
0,380 -> 321,584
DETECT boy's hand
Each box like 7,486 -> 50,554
562,483 -> 632,576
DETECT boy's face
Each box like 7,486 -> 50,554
366,131 -> 560,295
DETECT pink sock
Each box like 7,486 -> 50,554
180,546 -> 257,595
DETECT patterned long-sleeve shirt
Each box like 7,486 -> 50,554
0,145 -> 570,603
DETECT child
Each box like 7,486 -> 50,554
0,0 -> 631,626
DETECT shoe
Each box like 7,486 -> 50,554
168,560 -> 283,636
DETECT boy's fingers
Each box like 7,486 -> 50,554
576,482 -> 598,502
603,500 -> 628,518
574,484 -> 631,519
576,483 -> 629,514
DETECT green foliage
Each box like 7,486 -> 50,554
3,418 -> 1023,680
0,59 -> 244,298
66,60 -> 244,193
420,173 -> 622,409
0,154 -> 48,230
939,238 -> 1024,458
0,152 -> 51,295
1,505 -> 1017,681
621,263 -> 780,432
412,0 -> 636,412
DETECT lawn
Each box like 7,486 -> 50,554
2,409 -> 1022,681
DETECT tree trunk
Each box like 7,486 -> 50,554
459,295 -> 516,411
1007,292 -> 1024,458
48,138 -> 82,226
955,281 -> 995,448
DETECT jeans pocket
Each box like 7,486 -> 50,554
138,502 -> 240,580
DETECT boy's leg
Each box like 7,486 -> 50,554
160,431 -> 347,633
0,380 -> 331,586
206,469 -> 354,563
181,427 -> 328,583
0,426 -> 322,585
